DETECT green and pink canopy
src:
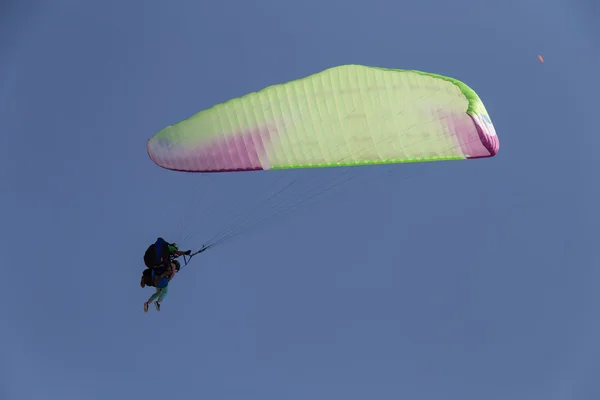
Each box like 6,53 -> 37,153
147,64 -> 498,172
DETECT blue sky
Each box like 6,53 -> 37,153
1,0 -> 599,399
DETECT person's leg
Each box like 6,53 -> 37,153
154,286 -> 169,311
158,286 -> 169,302
144,288 -> 161,312
147,288 -> 161,303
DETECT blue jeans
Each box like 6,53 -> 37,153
148,286 -> 169,302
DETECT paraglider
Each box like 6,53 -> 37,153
144,64 -> 499,294
141,238 -> 191,312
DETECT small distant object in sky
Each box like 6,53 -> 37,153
537,55 -> 544,63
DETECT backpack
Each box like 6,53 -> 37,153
143,237 -> 174,269
143,244 -> 159,269
141,268 -> 169,288
141,268 -> 155,287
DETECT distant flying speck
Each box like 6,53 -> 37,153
537,55 -> 544,63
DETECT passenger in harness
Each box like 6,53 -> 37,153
142,260 -> 181,312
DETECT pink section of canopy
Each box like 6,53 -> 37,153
147,125 -> 275,172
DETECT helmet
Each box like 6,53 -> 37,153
172,259 -> 181,271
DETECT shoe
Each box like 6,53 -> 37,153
144,302 -> 149,312
154,301 -> 161,311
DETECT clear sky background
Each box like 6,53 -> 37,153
2,0 -> 599,399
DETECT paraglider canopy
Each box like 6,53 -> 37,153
147,64 -> 498,174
